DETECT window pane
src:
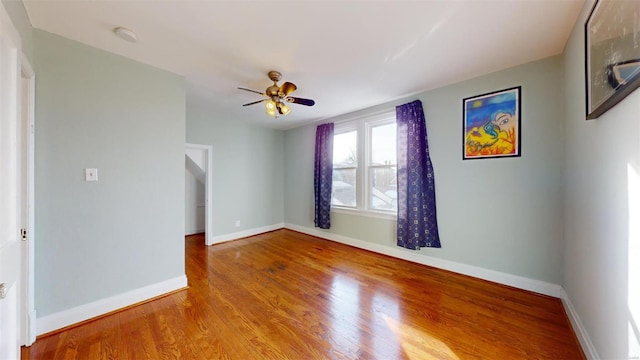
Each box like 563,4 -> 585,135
371,123 -> 396,165
333,131 -> 357,167
370,166 -> 397,211
332,168 -> 356,207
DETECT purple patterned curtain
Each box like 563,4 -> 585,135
396,100 -> 440,249
314,123 -> 334,229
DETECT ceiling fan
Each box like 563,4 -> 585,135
238,70 -> 315,117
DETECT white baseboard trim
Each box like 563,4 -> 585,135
36,275 -> 188,336
185,228 -> 205,236
284,223 -> 563,298
209,223 -> 285,245
559,288 -> 600,359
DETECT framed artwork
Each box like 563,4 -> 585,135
463,86 -> 521,160
585,0 -> 640,119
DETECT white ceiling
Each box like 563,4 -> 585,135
23,0 -> 584,130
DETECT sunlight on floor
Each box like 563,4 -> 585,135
371,292 -> 401,358
382,314 -> 459,360
628,164 -> 640,358
330,275 -> 362,356
329,274 -> 459,359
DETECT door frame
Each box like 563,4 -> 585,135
185,143 -> 213,245
1,1 -> 24,356
20,52 -> 35,346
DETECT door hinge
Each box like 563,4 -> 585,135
21,228 -> 27,241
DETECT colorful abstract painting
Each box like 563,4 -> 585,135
463,86 -> 521,160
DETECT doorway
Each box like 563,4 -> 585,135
185,143 -> 213,245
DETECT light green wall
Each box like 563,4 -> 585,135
2,0 -> 33,62
285,55 -> 565,284
563,1 -> 640,358
34,30 -> 186,317
186,95 -> 284,235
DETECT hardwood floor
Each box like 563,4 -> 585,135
22,229 -> 584,359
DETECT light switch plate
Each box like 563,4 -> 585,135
85,168 -> 98,181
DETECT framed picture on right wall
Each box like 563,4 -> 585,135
585,0 -> 640,119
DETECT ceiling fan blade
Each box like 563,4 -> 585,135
238,87 -> 265,95
278,82 -> 297,97
242,99 -> 266,106
285,97 -> 315,106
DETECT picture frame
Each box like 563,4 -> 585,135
585,0 -> 640,120
463,86 -> 521,160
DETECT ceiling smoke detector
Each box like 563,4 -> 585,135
113,27 -> 137,43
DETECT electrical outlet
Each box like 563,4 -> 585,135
235,220 -> 240,228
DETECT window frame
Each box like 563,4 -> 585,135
331,110 -> 397,219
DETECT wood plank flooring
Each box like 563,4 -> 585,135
22,229 -> 585,359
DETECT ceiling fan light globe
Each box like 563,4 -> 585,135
266,100 -> 277,117
277,102 -> 291,116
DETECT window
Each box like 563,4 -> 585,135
331,112 -> 397,215
369,122 -> 397,211
332,130 -> 357,208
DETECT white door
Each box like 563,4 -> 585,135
0,3 -> 22,358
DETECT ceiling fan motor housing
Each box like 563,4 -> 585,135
266,85 -> 280,97
267,71 -> 283,97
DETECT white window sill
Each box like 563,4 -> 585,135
331,207 -> 397,221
